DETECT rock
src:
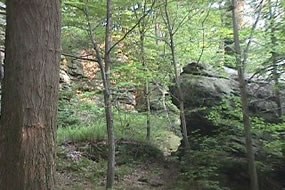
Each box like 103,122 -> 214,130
149,178 -> 163,187
137,177 -> 148,183
67,59 -> 85,79
170,62 -> 284,135
60,69 -> 71,85
171,62 -> 285,190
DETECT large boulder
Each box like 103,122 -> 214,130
171,62 -> 285,189
170,62 -> 284,135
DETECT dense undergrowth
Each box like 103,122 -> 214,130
177,97 -> 285,190
57,87 -> 285,190
56,87 -> 182,189
57,88 -> 181,152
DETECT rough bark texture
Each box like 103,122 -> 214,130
0,1 -> 61,190
231,0 -> 259,189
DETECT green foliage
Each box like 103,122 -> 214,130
252,118 -> 285,158
58,90 -> 105,129
207,96 -> 285,157
209,98 -> 285,171
57,124 -> 107,143
207,96 -> 243,131
175,96 -> 284,189
58,1 -> 285,188
116,142 -> 164,164
180,135 -> 229,190
57,89 -> 180,149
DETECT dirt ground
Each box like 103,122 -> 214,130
56,141 -> 181,190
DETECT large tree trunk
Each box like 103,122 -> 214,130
0,1 -> 61,190
231,0 -> 259,189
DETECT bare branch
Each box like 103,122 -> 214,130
83,4 -> 105,68
145,34 -> 171,46
61,52 -> 98,62
196,5 -> 211,64
172,6 -> 203,36
242,0 -> 264,67
108,1 -> 156,54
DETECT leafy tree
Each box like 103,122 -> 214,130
80,0 -> 116,188
133,1 -> 155,141
231,0 -> 259,189
161,0 -> 190,150
262,0 -> 285,118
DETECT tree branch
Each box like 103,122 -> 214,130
61,52 -> 98,62
108,0 -> 156,54
196,5 -> 211,64
242,0 -> 264,68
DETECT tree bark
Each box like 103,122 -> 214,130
136,3 -> 152,141
231,0 -> 259,189
105,0 -> 115,189
224,0 -> 244,68
0,1 -> 61,190
164,0 -> 190,151
268,0 -> 282,118
83,1 -> 115,188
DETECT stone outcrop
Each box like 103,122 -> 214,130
171,62 -> 285,189
170,62 -> 284,135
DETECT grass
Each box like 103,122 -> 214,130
57,90 -> 181,150
57,124 -> 107,143
57,111 -> 181,148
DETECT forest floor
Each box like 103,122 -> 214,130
56,155 -> 180,190
56,135 -> 183,190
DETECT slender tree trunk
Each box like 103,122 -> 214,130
269,0 -> 282,118
236,0 -> 245,28
84,1 -> 115,187
145,82 -> 151,141
139,20 -> 151,141
105,0 -> 115,189
224,0 -> 244,68
134,2 -> 152,141
218,1 -> 225,65
164,0 -> 190,151
154,18 -> 160,45
0,1 -> 61,189
231,0 -> 259,189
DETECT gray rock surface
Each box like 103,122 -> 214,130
172,62 -> 285,190
170,62 -> 284,135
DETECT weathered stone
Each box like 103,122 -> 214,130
59,69 -> 71,85
67,59 -> 85,79
170,62 -> 284,135
171,62 -> 285,190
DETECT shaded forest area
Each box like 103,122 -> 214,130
0,0 -> 285,190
